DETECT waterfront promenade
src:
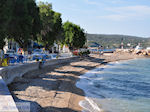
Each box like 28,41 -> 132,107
6,52 -> 144,112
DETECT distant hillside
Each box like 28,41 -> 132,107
86,34 -> 150,49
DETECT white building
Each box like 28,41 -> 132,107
3,39 -> 20,54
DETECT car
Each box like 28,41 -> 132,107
32,49 -> 48,60
135,46 -> 143,50
146,47 -> 150,50
5,50 -> 18,63
5,50 -> 17,57
73,49 -> 79,55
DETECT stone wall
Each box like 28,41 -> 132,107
0,57 -> 76,85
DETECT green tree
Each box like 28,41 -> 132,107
28,0 -> 42,41
38,2 -> 63,50
63,21 -> 86,50
7,0 -> 41,51
0,0 -> 12,49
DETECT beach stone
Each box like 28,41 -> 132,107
7,54 -> 145,112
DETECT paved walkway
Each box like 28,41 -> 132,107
0,76 -> 18,112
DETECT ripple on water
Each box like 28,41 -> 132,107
76,58 -> 150,112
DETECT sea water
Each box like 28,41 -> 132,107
76,58 -> 150,112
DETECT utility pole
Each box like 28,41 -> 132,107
121,38 -> 124,49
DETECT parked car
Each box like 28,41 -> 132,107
5,50 -> 18,63
73,49 -> 79,55
5,50 -> 16,57
146,47 -> 150,50
32,49 -> 48,60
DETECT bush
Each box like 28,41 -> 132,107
79,50 -> 90,56
86,50 -> 90,55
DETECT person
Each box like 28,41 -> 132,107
99,46 -> 103,57
39,61 -> 42,69
0,50 -> 4,66
39,59 -> 44,69
2,54 -> 9,67
39,56 -> 47,69
0,50 -> 4,59
18,53 -> 24,63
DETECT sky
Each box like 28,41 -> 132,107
36,0 -> 150,37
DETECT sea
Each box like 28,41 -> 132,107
76,58 -> 150,112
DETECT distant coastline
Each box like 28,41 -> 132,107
87,33 -> 150,49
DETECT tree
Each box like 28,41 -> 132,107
63,21 -> 86,50
0,0 -> 12,49
27,0 -> 42,41
38,2 -> 63,50
7,0 -> 41,51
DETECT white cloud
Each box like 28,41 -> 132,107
100,5 -> 150,21
83,0 -> 102,6
108,5 -> 150,14
109,0 -> 125,4
100,15 -> 128,21
83,0 -> 125,5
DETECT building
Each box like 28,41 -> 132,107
3,39 -> 20,54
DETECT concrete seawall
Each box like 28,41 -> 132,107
0,57 -> 76,85
0,57 -> 77,112
0,76 -> 19,112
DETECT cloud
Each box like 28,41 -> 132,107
100,5 -> 150,21
109,0 -> 125,4
83,0 -> 102,6
108,5 -> 150,14
100,15 -> 128,21
83,0 -> 125,5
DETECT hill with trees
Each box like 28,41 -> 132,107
86,34 -> 150,49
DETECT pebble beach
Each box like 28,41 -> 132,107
8,52 -> 145,112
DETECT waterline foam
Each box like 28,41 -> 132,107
79,97 -> 102,112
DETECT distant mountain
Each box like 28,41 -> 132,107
86,34 -> 150,49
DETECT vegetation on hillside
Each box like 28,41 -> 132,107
87,34 -> 150,49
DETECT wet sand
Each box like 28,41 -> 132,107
8,52 -> 145,112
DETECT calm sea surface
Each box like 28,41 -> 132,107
76,58 -> 150,112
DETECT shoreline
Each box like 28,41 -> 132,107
76,56 -> 149,112
8,53 -> 146,112
76,56 -> 146,112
